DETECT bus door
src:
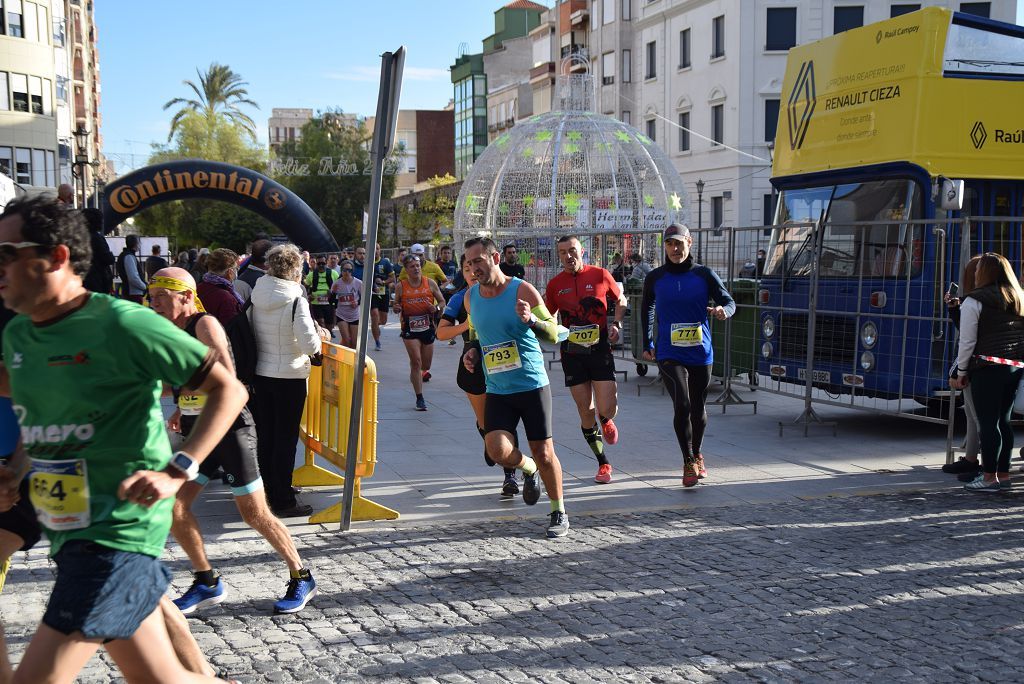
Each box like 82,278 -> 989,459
963,181 -> 1024,273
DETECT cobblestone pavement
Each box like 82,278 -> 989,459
4,487 -> 1024,682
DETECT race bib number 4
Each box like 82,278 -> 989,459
567,324 -> 600,348
29,458 -> 90,531
482,340 -> 523,374
670,323 -> 703,347
409,315 -> 430,332
178,392 -> 207,416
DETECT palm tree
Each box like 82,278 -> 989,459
163,63 -> 259,142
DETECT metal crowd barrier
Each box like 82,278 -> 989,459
295,342 -> 398,523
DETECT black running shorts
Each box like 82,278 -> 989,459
485,386 -> 553,442
401,328 -> 436,344
181,408 -> 262,497
457,343 -> 486,396
560,349 -> 617,387
371,294 -> 389,312
0,479 -> 41,551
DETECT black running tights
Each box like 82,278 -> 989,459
657,361 -> 712,462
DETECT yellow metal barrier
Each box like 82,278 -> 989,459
295,343 -> 399,523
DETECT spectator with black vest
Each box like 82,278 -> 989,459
80,208 -> 114,295
950,252 -> 1024,493
234,238 -> 271,301
145,244 -> 168,281
115,234 -> 147,303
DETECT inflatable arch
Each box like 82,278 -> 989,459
101,159 -> 339,253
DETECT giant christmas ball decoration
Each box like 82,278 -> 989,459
454,72 -> 690,265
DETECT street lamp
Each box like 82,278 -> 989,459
696,178 -> 705,264
72,125 -> 90,208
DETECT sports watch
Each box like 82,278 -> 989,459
166,451 -> 200,481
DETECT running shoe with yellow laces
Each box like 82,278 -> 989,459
682,460 -> 700,487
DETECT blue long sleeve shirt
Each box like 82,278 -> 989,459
640,257 -> 735,365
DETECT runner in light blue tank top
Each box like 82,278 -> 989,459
462,237 -> 570,539
469,277 -> 548,395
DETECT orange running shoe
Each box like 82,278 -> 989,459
594,463 -> 613,484
601,418 -> 619,445
695,454 -> 707,479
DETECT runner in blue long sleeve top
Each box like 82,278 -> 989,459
640,223 -> 735,487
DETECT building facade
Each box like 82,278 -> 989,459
367,108 -> 456,196
267,107 -> 313,153
450,51 -> 487,180
589,0 -> 1014,233
0,0 -> 104,203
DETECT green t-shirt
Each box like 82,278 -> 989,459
4,294 -> 210,557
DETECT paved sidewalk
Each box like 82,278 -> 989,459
193,322 -> 973,536
4,490 -> 1023,682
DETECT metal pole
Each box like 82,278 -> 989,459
340,47 -> 405,532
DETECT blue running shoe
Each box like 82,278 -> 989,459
274,573 -> 317,614
173,577 -> 227,615
415,397 -> 427,411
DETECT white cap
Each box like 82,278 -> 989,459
411,243 -> 425,255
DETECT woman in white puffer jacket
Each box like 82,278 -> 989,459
251,243 -> 329,517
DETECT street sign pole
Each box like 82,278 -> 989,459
341,47 -> 405,531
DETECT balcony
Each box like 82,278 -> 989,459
560,45 -> 588,60
570,9 -> 589,28
530,61 -> 555,86
488,123 -> 497,132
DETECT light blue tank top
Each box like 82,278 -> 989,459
469,278 -> 548,394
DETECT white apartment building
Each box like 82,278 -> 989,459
590,0 -> 1015,234
267,108 -> 313,152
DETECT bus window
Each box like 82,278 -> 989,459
768,180 -> 923,278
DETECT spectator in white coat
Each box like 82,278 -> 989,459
250,243 -> 330,517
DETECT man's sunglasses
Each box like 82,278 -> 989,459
0,241 -> 46,266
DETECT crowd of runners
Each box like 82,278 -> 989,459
0,194 -> 734,682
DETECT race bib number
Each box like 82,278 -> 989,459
373,283 -> 386,296
338,293 -> 356,305
177,392 -> 207,416
315,294 -> 330,305
567,324 -> 601,348
29,458 -> 90,531
409,315 -> 430,332
670,323 -> 703,347
482,340 -> 522,374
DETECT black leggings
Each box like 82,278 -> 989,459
658,361 -> 712,462
969,364 -> 1023,474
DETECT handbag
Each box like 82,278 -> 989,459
291,298 -> 324,366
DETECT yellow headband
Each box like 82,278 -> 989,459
148,276 -> 206,312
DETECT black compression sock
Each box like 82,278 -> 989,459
195,569 -> 218,587
582,426 -> 609,466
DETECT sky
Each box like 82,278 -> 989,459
97,1 -> 1024,176
96,0 -> 522,175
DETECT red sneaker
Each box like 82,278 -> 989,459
594,463 -> 613,484
422,370 -> 432,382
682,461 -> 700,488
695,454 -> 707,479
601,418 -> 619,445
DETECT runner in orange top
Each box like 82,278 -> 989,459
392,254 -> 445,411
544,235 -> 626,484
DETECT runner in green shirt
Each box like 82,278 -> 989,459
0,196 -> 246,683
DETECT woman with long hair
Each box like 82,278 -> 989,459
436,255 -> 520,498
950,252 -> 1024,492
943,254 -> 982,481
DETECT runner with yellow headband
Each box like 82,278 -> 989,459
149,275 -> 207,313
149,267 -> 316,616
